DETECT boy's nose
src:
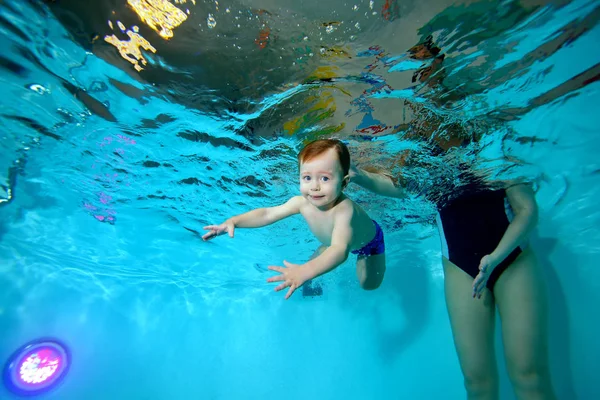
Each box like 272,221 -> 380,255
310,181 -> 320,190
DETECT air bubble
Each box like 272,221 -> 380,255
207,14 -> 216,29
28,84 -> 49,94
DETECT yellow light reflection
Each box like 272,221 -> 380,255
320,46 -> 352,60
127,0 -> 188,39
306,66 -> 340,82
104,28 -> 157,72
283,90 -> 344,136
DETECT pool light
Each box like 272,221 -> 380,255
3,339 -> 70,396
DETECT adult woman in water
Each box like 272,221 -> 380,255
350,37 -> 557,400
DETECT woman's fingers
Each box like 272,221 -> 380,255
472,273 -> 487,299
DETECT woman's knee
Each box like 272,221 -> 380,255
462,370 -> 498,398
507,362 -> 551,394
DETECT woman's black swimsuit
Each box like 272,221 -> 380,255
435,188 -> 523,291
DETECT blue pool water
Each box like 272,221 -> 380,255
0,0 -> 599,398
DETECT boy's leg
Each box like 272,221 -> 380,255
493,248 -> 557,400
443,257 -> 499,400
356,253 -> 386,290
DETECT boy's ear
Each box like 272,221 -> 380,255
342,175 -> 350,188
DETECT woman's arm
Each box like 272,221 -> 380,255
489,183 -> 539,265
349,164 -> 406,198
473,183 -> 539,298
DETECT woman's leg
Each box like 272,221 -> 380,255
493,247 -> 557,400
443,257 -> 499,400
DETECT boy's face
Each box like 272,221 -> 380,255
299,148 -> 347,210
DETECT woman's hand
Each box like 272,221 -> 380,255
472,254 -> 499,299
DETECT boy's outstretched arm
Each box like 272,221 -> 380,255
202,196 -> 303,241
304,211 -> 353,278
349,164 -> 406,198
267,208 -> 353,299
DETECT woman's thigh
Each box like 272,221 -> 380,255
493,248 -> 551,380
443,258 -> 498,385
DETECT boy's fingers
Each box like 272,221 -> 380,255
268,266 -> 284,272
275,281 -> 289,291
267,275 -> 283,283
201,231 -> 215,241
228,226 -> 234,238
285,285 -> 296,300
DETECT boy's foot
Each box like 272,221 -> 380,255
302,279 -> 323,297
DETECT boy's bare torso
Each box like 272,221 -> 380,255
296,194 -> 376,250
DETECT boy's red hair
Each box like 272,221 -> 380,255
298,139 -> 350,177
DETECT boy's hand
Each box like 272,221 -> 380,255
267,260 -> 313,300
202,220 -> 235,241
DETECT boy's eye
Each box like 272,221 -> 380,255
321,176 -> 329,182
302,176 -> 311,181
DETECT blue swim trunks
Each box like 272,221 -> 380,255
351,220 -> 385,256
